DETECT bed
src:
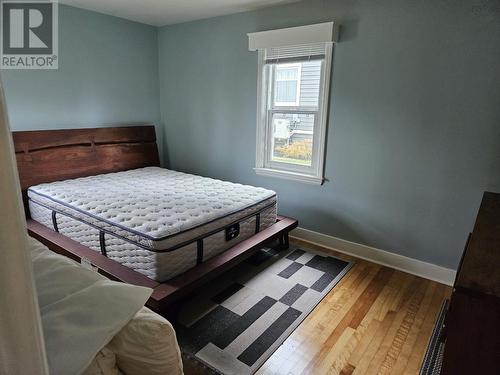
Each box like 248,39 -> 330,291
14,125 -> 298,317
28,167 -> 277,281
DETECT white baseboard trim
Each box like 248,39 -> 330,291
290,227 -> 456,286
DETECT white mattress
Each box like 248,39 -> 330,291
28,167 -> 277,281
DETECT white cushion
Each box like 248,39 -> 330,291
83,348 -> 123,375
107,307 -> 183,375
30,238 -> 152,375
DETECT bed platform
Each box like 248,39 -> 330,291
14,125 -> 298,317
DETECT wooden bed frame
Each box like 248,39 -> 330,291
13,125 -> 298,317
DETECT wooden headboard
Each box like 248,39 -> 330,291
13,125 -> 160,212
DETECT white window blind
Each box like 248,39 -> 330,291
265,43 -> 327,64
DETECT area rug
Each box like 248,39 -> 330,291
175,246 -> 353,375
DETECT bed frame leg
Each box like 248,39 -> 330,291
279,232 -> 290,250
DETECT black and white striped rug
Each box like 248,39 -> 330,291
176,246 -> 353,375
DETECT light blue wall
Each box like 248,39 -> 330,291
2,1 -> 499,269
158,0 -> 500,269
1,5 -> 161,149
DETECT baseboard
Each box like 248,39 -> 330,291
290,227 -> 456,286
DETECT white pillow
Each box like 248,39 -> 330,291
83,348 -> 123,375
107,307 -> 183,375
29,238 -> 152,375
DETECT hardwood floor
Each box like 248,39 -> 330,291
256,239 -> 452,375
183,239 -> 452,375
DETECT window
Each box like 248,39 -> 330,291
248,22 -> 338,184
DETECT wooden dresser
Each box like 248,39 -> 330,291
441,192 -> 500,374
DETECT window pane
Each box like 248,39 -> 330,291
275,80 -> 298,103
298,60 -> 321,107
274,64 -> 300,105
276,67 -> 299,80
271,112 -> 314,167
272,60 -> 322,108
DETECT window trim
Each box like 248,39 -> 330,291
254,43 -> 333,185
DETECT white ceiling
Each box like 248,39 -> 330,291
60,0 -> 300,27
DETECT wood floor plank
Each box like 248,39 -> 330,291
264,262 -> 371,375
378,279 -> 429,374
375,271 -> 410,321
390,281 -> 437,374
345,319 -> 381,368
280,262 -> 372,372
363,277 -> 426,375
352,311 -> 397,375
340,363 -> 356,375
330,317 -> 381,375
388,273 -> 416,312
302,267 -> 393,373
403,283 -> 450,375
298,265 -> 383,373
319,328 -> 356,374
343,269 -> 412,372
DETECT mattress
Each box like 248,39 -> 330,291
28,167 -> 277,281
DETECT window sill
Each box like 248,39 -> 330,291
254,167 -> 324,185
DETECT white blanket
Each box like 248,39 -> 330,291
30,238 -> 152,375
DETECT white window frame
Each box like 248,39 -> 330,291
254,43 -> 333,185
273,63 -> 301,107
